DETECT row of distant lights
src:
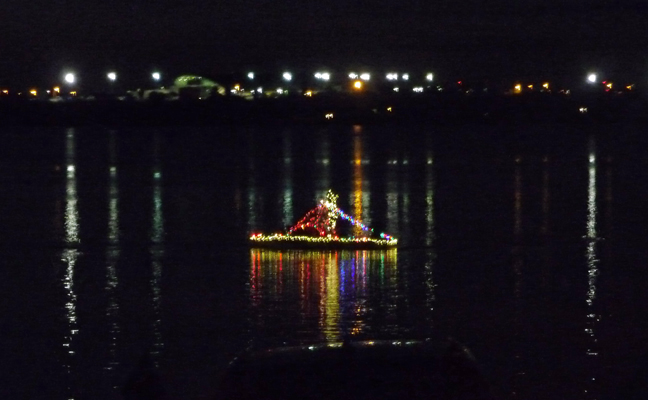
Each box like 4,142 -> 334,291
52,71 -> 618,86
57,71 -> 607,87
62,71 -> 162,84
245,72 -> 434,82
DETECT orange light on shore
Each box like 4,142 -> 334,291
514,84 -> 522,93
353,81 -> 363,90
1,90 -> 8,95
54,87 -> 60,93
30,89 -> 37,96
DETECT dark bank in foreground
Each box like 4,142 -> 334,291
215,339 -> 494,400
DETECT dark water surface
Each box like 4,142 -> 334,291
1,124 -> 648,399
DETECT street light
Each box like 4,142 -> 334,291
64,73 -> 75,84
587,73 -> 597,83
152,72 -> 161,81
107,72 -> 117,81
426,73 -> 434,82
282,72 -> 292,81
247,72 -> 254,80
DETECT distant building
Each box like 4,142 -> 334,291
173,75 -> 226,100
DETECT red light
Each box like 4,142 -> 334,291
457,81 -> 462,85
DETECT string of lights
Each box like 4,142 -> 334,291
251,190 -> 397,247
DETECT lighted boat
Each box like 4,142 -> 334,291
249,190 -> 397,249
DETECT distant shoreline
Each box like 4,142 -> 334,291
1,93 -> 646,127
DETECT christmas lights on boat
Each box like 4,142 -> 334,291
249,190 -> 397,248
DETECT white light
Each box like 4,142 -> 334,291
314,72 -> 331,81
107,72 -> 117,81
64,73 -> 75,84
247,72 -> 254,79
587,73 -> 597,83
152,72 -> 161,81
413,87 -> 424,92
348,72 -> 358,79
402,73 -> 409,81
360,73 -> 370,81
386,73 -> 398,81
393,87 -> 399,92
282,72 -> 292,81
257,87 -> 263,93
277,88 -> 284,94
426,73 -> 433,81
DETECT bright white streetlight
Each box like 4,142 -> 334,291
315,72 -> 330,81
283,72 -> 292,81
402,73 -> 410,81
348,72 -> 358,79
152,72 -> 161,81
426,73 -> 434,82
360,73 -> 370,81
587,73 -> 597,83
64,73 -> 75,84
386,73 -> 398,81
247,72 -> 254,79
107,72 -> 117,81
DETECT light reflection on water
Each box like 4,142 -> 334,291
105,131 -> 120,381
62,128 -> 79,399
151,133 -> 164,365
249,249 -> 398,344
585,136 -> 600,399
6,126 -> 643,399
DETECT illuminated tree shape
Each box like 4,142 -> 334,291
289,190 -> 340,237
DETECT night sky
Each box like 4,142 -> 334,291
2,0 -> 648,86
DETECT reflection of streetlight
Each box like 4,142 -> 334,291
587,73 -> 597,83
107,72 -> 117,81
282,72 -> 292,81
152,72 -> 161,81
65,73 -> 75,84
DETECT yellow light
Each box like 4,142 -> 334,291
325,113 -> 334,119
353,81 -> 362,90
387,107 -> 392,112
514,84 -> 522,93
542,82 -> 549,89
527,84 -> 533,89
626,85 -> 634,90
30,89 -> 37,96
234,84 -> 240,91
54,87 -> 60,93
2,90 -> 8,95
70,91 -> 77,96
606,82 -> 613,89
304,91 -> 312,97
